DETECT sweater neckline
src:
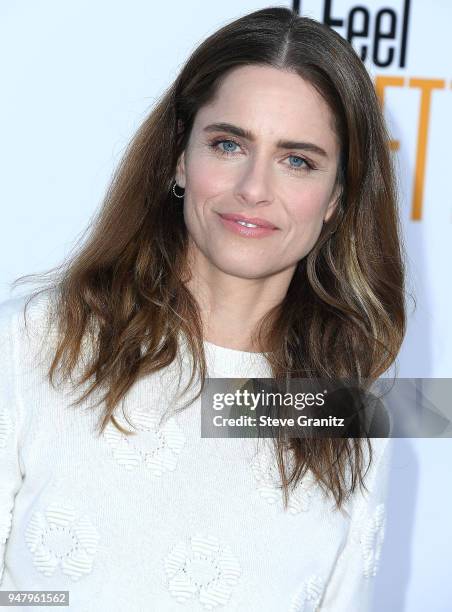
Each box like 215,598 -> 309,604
202,338 -> 271,378
203,339 -> 263,356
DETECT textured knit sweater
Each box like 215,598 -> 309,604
0,293 -> 392,612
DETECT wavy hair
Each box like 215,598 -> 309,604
14,7 -> 406,510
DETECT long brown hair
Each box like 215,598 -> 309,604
13,7 -> 406,511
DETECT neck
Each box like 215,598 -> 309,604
184,241 -> 291,352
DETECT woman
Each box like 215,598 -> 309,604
0,6 -> 405,611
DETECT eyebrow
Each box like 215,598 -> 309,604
203,122 -> 329,159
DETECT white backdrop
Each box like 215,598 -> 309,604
1,1 -> 451,609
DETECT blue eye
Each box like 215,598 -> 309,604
208,138 -> 242,155
218,140 -> 239,153
289,155 -> 306,168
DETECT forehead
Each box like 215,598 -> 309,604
193,65 -> 339,150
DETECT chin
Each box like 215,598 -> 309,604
213,259 -> 273,280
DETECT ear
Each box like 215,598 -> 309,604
175,150 -> 186,189
324,183 -> 342,223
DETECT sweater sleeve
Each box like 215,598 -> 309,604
0,298 -> 25,585
319,437 -> 393,611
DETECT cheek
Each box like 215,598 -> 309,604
182,157 -> 223,236
185,156 -> 230,200
289,184 -> 332,223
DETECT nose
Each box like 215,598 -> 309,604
233,152 -> 275,208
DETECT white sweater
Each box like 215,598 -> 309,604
0,293 -> 392,612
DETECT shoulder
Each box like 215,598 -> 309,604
0,291 -> 60,444
367,437 -> 393,478
0,294 -> 26,334
0,290 -> 57,376
0,289 -> 55,337
347,437 -> 393,527
0,295 -> 27,364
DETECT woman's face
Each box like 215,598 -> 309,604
175,65 -> 341,281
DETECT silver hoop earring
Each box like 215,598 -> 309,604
172,180 -> 185,199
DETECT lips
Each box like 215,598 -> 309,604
218,213 -> 278,229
